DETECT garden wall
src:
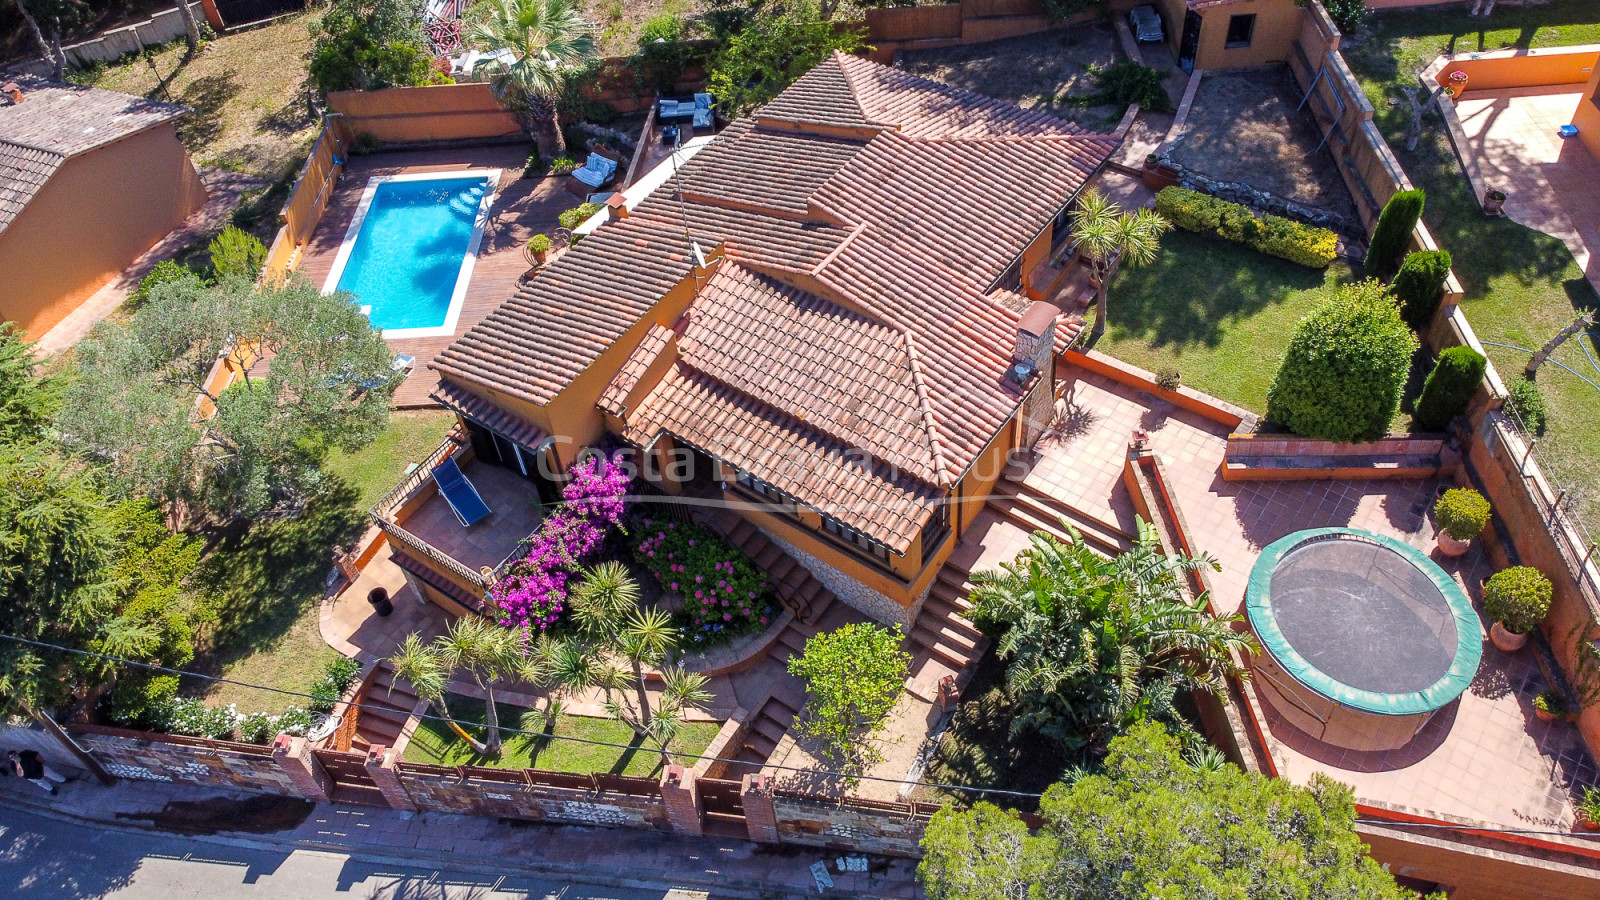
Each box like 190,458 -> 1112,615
262,120 -> 343,284
67,725 -> 302,794
329,83 -> 521,145
770,792 -> 935,857
1064,347 -> 1257,431
1221,433 -> 1459,481
1431,44 -> 1600,93
2,5 -> 206,77
861,1 -> 1095,63
395,763 -> 672,830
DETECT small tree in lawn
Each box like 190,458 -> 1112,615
468,0 -> 599,159
1364,189 -> 1425,280
1070,189 -> 1170,338
788,622 -> 910,770
1265,280 -> 1418,443
388,619 -> 522,756
572,563 -> 713,765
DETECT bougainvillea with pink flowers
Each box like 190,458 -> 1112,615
489,454 -> 631,630
634,516 -> 774,648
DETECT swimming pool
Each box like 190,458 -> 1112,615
321,170 -> 501,338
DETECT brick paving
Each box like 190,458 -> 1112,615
0,776 -> 919,898
1454,86 -> 1600,294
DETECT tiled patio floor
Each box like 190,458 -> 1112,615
1007,362 -> 1598,835
1454,86 -> 1600,294
292,145 -> 573,408
399,459 -> 545,573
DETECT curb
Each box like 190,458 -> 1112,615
0,788 -> 914,899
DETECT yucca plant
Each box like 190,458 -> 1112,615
1070,189 -> 1170,338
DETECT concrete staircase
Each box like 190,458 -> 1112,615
350,662 -> 419,755
728,693 -> 802,778
988,478 -> 1134,557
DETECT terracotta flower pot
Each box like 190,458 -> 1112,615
1578,814 -> 1600,833
1535,706 -> 1558,723
1483,190 -> 1506,216
1436,530 -> 1471,557
1490,621 -> 1529,652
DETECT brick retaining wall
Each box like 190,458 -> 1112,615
69,726 -> 300,794
396,764 -> 672,831
770,793 -> 933,857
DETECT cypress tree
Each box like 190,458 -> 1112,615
1364,189 -> 1425,280
1415,346 -> 1487,432
1391,249 -> 1452,331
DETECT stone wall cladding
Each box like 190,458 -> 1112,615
771,795 -> 930,857
762,531 -> 912,628
397,772 -> 671,831
71,729 -> 298,795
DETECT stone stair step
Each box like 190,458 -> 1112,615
992,493 -> 1129,556
909,625 -> 974,671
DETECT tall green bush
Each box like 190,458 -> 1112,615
1364,189 -> 1424,280
1265,280 -> 1418,442
1414,346 -> 1486,431
1391,249 -> 1452,330
207,226 -> 266,282
1507,377 -> 1548,434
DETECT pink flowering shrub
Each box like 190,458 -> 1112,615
634,516 -> 774,648
490,454 -> 630,630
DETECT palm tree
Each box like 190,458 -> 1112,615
388,620 -> 521,756
467,0 -> 598,159
571,563 -> 712,764
1069,189 -> 1170,339
969,519 -> 1256,758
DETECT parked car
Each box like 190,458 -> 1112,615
1129,5 -> 1165,43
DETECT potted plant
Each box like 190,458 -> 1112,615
1484,189 -> 1506,216
1577,786 -> 1600,832
1482,565 -> 1553,652
1434,487 -> 1490,556
526,234 -> 552,266
1534,688 -> 1568,722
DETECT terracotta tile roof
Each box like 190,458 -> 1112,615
598,324 -> 674,418
0,140 -> 61,233
677,264 -> 942,483
0,76 -> 188,233
833,53 -> 1090,139
810,128 -> 1116,288
756,58 -> 874,130
677,118 -> 865,217
430,378 -> 551,450
623,364 -> 943,553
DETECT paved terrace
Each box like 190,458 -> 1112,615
1454,85 -> 1600,294
962,361 -> 1598,837
293,145 -> 571,408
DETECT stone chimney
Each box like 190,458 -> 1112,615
1011,301 -> 1058,381
1,83 -> 22,106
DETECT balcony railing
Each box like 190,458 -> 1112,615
369,437 -> 492,594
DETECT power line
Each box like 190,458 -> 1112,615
0,632 -> 1044,801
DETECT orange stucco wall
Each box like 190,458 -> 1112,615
1435,45 -> 1600,93
0,122 -> 205,339
1188,0 -> 1304,71
1574,62 -> 1600,162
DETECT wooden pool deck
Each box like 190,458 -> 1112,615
292,145 -> 569,408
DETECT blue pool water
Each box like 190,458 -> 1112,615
334,176 -> 490,331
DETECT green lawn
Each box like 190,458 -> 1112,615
1343,6 -> 1600,534
324,409 -> 457,512
1095,230 -> 1358,413
405,695 -> 722,776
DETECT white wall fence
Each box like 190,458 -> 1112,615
3,4 -> 205,78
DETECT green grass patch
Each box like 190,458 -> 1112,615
1095,230 -> 1357,413
1344,7 -> 1600,534
404,694 -> 722,776
324,410 -> 456,512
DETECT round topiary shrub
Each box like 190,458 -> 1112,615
529,234 -> 551,252
1392,249 -> 1452,330
1482,566 -> 1552,635
1265,280 -> 1419,443
1415,345 -> 1487,432
1434,487 -> 1490,541
1506,378 -> 1548,435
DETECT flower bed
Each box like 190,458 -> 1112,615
489,454 -> 631,630
633,516 -> 775,649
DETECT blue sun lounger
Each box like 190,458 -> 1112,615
432,457 -> 491,527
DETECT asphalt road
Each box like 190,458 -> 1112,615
0,802 -> 699,899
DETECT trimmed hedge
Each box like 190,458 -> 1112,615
1365,189 -> 1424,280
1266,280 -> 1419,443
1154,188 -> 1337,268
1414,346 -> 1486,432
1392,250 -> 1452,330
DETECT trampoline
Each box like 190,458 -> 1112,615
1246,528 -> 1482,751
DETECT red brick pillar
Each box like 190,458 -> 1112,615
741,773 -> 779,844
272,735 -> 333,803
365,746 -> 417,813
660,764 -> 702,837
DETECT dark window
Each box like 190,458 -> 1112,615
1225,14 -> 1255,48
822,516 -> 891,563
735,471 -> 797,513
920,502 -> 951,561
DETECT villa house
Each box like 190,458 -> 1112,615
0,76 -> 205,341
371,52 -> 1117,648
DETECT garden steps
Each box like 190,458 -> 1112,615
905,561 -> 988,682
351,662 -> 419,755
989,479 -> 1133,556
728,694 -> 801,777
